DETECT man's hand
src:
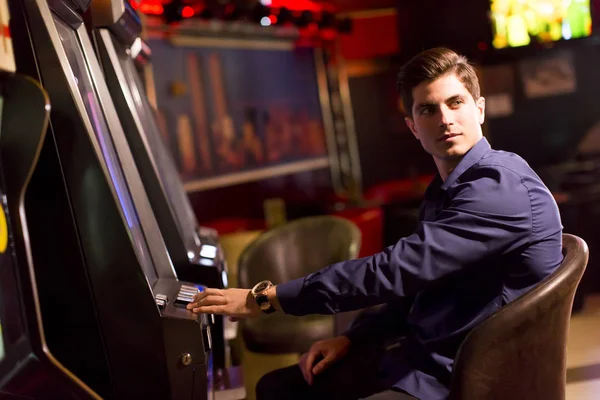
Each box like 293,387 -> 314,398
299,336 -> 351,385
186,288 -> 261,319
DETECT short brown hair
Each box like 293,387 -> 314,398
397,47 -> 480,117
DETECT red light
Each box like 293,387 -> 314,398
478,42 -> 488,51
320,28 -> 336,41
181,6 -> 195,18
129,0 -> 140,10
269,15 -> 278,24
139,2 -> 163,15
270,0 -> 323,12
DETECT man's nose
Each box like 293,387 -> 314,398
439,107 -> 454,127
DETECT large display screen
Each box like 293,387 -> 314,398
114,37 -> 201,255
490,0 -> 592,49
53,16 -> 159,286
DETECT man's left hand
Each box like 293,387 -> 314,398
186,288 -> 261,319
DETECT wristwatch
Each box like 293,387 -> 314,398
251,280 -> 276,314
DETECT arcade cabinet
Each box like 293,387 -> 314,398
86,0 -> 232,373
8,0 -> 213,398
0,2 -> 99,397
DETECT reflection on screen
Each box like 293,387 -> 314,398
115,38 -> 201,254
490,0 -> 592,49
53,16 -> 158,286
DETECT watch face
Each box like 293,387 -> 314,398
256,295 -> 270,309
254,281 -> 270,293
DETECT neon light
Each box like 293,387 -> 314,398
181,6 -> 195,18
139,2 -> 163,15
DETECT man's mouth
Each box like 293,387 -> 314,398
438,133 -> 462,142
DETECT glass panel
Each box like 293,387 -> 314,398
53,16 -> 158,286
115,38 -> 201,254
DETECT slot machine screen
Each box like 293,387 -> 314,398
52,15 -> 158,287
114,36 -> 201,253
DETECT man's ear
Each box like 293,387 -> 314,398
405,117 -> 419,140
477,97 -> 486,125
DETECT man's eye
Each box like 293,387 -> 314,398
420,107 -> 433,115
451,99 -> 464,107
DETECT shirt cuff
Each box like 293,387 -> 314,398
275,277 -> 305,315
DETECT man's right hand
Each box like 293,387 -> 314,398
299,335 -> 351,385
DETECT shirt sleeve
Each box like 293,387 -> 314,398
276,167 -> 533,316
343,299 -> 414,344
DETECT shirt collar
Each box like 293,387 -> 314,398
425,137 -> 492,197
441,136 -> 491,190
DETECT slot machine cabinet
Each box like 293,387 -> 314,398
0,7 -> 100,395
8,0 -> 214,398
86,0 -> 230,371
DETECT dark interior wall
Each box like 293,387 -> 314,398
396,0 -> 492,62
349,69 -> 437,190
348,41 -> 600,191
485,43 -> 600,170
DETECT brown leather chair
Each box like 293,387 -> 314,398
450,233 -> 589,400
238,216 -> 361,354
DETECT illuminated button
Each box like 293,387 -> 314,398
155,298 -> 166,311
199,258 -> 214,266
174,296 -> 193,307
200,244 -> 217,259
155,293 -> 168,302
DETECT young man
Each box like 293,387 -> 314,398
188,48 -> 563,399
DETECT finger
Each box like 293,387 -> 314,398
298,354 -> 311,384
305,350 -> 320,385
192,288 -> 223,302
190,305 -> 227,315
199,295 -> 228,306
312,353 -> 334,376
191,290 -> 208,303
187,295 -> 227,310
201,287 -> 224,296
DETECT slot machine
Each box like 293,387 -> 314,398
85,0 -> 234,377
0,2 -> 98,397
8,0 -> 214,398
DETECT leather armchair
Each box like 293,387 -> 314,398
450,233 -> 589,400
238,216 -> 361,354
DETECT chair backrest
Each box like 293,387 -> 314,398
238,216 -> 361,288
450,233 -> 589,400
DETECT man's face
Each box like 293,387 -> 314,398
405,73 -> 485,164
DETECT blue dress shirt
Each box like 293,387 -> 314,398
276,137 -> 563,399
